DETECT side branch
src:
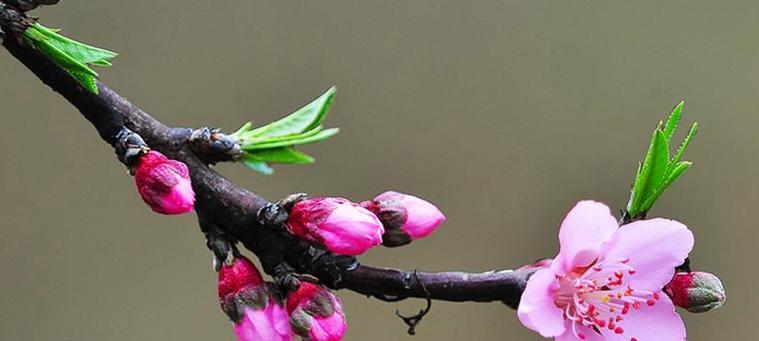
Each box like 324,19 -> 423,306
0,3 -> 532,308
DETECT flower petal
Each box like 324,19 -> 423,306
555,321 -> 606,341
599,218 -> 694,291
552,201 -> 618,273
517,268 -> 565,337
599,294 -> 686,341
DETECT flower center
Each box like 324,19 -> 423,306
554,258 -> 660,340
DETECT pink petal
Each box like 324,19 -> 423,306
310,313 -> 347,341
517,268 -> 565,337
598,294 -> 686,340
399,194 -> 446,239
555,321 -> 606,341
320,206 -> 384,255
599,218 -> 694,291
234,306 -> 293,341
552,201 -> 618,273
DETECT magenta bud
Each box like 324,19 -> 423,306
286,197 -> 384,256
218,256 -> 293,341
665,271 -> 726,313
361,191 -> 445,247
134,151 -> 195,215
287,282 -> 347,341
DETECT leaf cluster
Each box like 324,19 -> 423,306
23,23 -> 116,94
626,101 -> 698,218
231,87 -> 339,174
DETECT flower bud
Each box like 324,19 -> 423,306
134,151 -> 195,215
218,256 -> 293,341
361,191 -> 445,247
286,282 -> 347,341
286,197 -> 384,256
665,271 -> 726,313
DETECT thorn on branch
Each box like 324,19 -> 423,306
394,271 -> 432,335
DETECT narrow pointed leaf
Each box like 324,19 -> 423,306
644,129 -> 671,196
246,148 -> 314,164
242,128 -> 339,151
673,122 -> 698,163
241,126 -> 324,146
640,161 -> 692,212
241,157 -> 274,175
628,129 -> 659,214
247,87 -> 336,139
33,24 -> 117,65
663,101 -> 684,140
231,122 -> 254,137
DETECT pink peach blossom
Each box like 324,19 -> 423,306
517,201 -> 693,340
134,151 -> 195,215
287,197 -> 384,255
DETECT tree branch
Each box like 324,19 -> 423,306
0,2 -> 532,309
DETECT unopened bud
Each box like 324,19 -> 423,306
286,197 -> 383,256
134,151 -> 195,215
218,256 -> 293,341
665,271 -> 726,313
361,191 -> 445,247
286,282 -> 347,341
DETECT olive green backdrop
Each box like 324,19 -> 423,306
0,1 -> 754,340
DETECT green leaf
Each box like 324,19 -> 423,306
242,125 -> 324,146
242,128 -> 340,151
625,101 -> 698,218
231,122 -> 254,137
32,24 -> 117,65
247,87 -> 336,139
245,147 -> 314,164
663,101 -> 684,140
673,122 -> 698,163
644,130 -> 671,198
628,128 -> 660,214
640,161 -> 692,212
241,157 -> 274,175
23,23 -> 116,94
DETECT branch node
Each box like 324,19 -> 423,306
114,127 -> 149,170
189,127 -> 242,164
394,271 -> 432,335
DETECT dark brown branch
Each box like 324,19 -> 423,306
0,2 -> 532,309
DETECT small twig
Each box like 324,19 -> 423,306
394,271 -> 433,335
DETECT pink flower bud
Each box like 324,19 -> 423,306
361,191 -> 445,247
286,197 -> 384,256
665,271 -> 726,313
218,256 -> 293,341
134,151 -> 195,215
286,282 -> 347,341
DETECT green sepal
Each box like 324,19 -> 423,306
625,101 -> 698,218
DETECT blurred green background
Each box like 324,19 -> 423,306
0,1 -> 753,340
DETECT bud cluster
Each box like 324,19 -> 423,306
218,256 -> 347,341
283,191 -> 446,255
